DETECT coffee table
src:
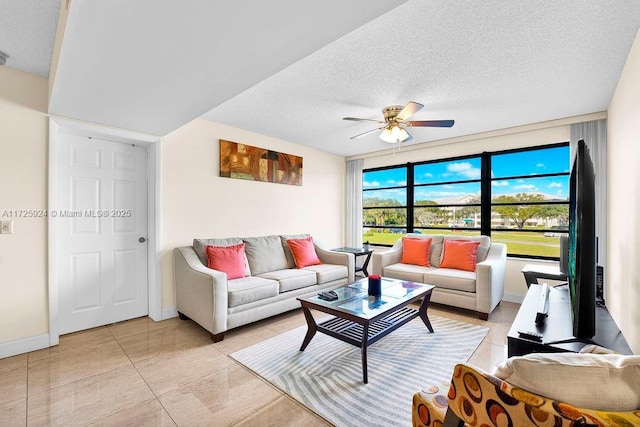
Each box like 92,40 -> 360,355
297,278 -> 434,383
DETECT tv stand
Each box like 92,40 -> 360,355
544,337 -> 597,346
507,284 -> 632,357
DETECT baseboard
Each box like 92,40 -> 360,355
0,333 -> 50,359
502,293 -> 525,304
161,307 -> 178,321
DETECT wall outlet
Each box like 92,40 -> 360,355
0,220 -> 13,234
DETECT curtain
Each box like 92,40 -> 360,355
346,159 -> 363,248
570,119 -> 607,286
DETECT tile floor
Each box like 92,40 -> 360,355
0,301 -> 519,426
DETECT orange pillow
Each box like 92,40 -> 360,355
205,243 -> 247,279
401,237 -> 432,266
440,240 -> 481,272
286,237 -> 322,268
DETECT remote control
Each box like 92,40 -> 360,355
518,330 -> 543,341
318,291 -> 338,301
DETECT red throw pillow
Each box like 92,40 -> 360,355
205,243 -> 247,279
286,237 -> 322,268
440,240 -> 481,272
400,237 -> 432,266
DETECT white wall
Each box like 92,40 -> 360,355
0,67 -> 49,343
607,29 -> 640,354
160,119 -> 346,309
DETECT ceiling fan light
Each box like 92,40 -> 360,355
379,125 -> 410,143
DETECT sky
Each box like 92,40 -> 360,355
363,145 -> 570,203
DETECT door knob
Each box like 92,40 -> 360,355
139,237 -> 146,243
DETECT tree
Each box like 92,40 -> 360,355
414,199 -> 446,226
492,193 -> 548,229
363,197 -> 406,227
456,196 -> 481,224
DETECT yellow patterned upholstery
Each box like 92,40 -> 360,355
412,363 -> 640,427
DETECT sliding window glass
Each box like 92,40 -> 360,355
362,167 -> 407,245
414,157 -> 481,235
490,144 -> 570,258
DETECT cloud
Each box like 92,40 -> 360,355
423,172 -> 433,178
363,180 -> 380,187
492,180 -> 509,187
514,184 -> 537,190
537,163 -> 545,168
549,182 -> 562,188
447,162 -> 481,179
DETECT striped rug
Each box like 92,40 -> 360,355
230,315 -> 489,426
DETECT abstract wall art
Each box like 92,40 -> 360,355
219,140 -> 303,186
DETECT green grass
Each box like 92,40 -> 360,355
363,230 -> 560,257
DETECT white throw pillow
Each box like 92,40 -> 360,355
493,352 -> 640,411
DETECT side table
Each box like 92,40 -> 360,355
332,247 -> 373,277
521,264 -> 567,288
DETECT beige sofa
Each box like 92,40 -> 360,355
174,234 -> 353,342
372,233 -> 506,319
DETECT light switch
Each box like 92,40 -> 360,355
0,220 -> 13,234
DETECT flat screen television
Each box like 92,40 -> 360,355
568,139 -> 597,338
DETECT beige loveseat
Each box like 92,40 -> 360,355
372,233 -> 506,319
174,234 -> 353,342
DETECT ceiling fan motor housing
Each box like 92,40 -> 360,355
382,105 -> 403,122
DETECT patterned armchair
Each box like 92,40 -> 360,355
412,363 -> 640,427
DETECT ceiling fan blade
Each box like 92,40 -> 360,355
395,101 -> 424,122
343,117 -> 385,123
350,126 -> 385,139
406,119 -> 455,128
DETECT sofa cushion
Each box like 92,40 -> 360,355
442,235 -> 491,263
383,263 -> 432,283
257,269 -> 317,293
303,264 -> 348,284
404,234 -> 444,267
286,237 -> 322,268
440,240 -> 481,272
205,243 -> 248,280
401,237 -> 432,266
193,237 -> 241,265
227,276 -> 279,307
493,352 -> 640,411
243,235 -> 289,275
423,268 -> 476,293
280,234 -> 311,268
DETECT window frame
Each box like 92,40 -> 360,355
362,165 -> 408,234
362,142 -> 570,260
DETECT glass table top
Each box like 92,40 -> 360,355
299,277 -> 433,319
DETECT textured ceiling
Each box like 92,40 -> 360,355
0,0 -> 59,76
3,1 -> 640,157
202,1 -> 640,156
47,0 -> 406,138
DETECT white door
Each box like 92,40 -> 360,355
57,133 -> 148,334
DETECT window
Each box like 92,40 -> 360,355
362,142 -> 570,259
490,145 -> 570,258
414,158 -> 481,233
363,167 -> 407,246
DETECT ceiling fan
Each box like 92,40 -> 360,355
343,101 -> 454,143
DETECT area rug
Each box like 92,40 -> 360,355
230,315 -> 489,426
